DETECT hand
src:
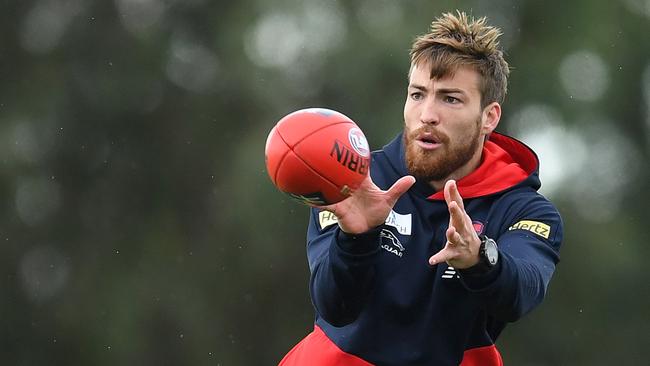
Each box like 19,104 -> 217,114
428,180 -> 481,269
318,175 -> 416,235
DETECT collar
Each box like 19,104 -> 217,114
426,133 -> 537,200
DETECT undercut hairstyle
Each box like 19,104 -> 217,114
410,11 -> 510,108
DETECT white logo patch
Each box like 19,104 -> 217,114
384,210 -> 412,235
318,211 -> 339,229
319,209 -> 412,235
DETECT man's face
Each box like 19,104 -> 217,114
403,63 -> 487,182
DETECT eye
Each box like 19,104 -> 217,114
444,95 -> 460,104
410,92 -> 423,101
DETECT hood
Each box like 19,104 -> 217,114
381,132 -> 540,200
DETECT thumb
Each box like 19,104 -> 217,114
429,248 -> 453,266
386,175 -> 416,205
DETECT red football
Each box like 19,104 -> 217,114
265,108 -> 371,205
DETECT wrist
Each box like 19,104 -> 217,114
460,235 -> 499,275
336,227 -> 382,255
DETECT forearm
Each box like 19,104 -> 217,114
309,227 -> 381,326
460,244 -> 558,321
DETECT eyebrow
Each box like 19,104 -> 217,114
437,88 -> 467,95
408,84 -> 468,96
408,84 -> 428,92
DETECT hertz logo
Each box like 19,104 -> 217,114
508,220 -> 550,239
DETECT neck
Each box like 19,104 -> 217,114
429,145 -> 484,191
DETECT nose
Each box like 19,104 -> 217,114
419,98 -> 440,125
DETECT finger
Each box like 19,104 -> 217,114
446,226 -> 462,245
447,201 -> 468,234
429,248 -> 455,266
444,180 -> 465,210
386,175 -> 416,205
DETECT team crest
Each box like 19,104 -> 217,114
472,221 -> 485,235
348,127 -> 370,157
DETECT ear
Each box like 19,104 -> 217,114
481,102 -> 501,135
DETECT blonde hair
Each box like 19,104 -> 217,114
410,11 -> 510,107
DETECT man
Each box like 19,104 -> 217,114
279,11 -> 563,366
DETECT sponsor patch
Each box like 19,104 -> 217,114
384,210 -> 412,235
380,229 -> 405,257
318,209 -> 412,235
318,210 -> 339,229
508,220 -> 550,239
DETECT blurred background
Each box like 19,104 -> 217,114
0,0 -> 648,364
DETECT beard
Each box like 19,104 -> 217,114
404,119 -> 481,182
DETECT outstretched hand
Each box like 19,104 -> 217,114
318,175 -> 416,235
428,180 -> 481,269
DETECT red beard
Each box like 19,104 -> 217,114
404,123 -> 481,182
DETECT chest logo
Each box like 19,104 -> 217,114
318,209 -> 412,235
318,210 -> 339,229
380,229 -> 405,257
384,210 -> 412,235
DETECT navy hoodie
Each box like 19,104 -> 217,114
279,132 -> 563,366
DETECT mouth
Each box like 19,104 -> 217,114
415,133 -> 442,150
